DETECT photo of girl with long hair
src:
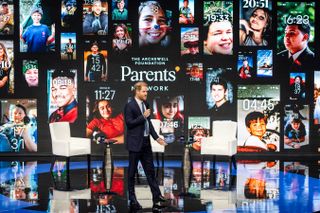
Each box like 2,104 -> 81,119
239,7 -> 271,46
112,23 -> 132,55
153,95 -> 184,144
0,41 -> 12,95
86,99 -> 124,144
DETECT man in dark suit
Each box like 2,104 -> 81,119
277,23 -> 314,70
124,81 -> 167,211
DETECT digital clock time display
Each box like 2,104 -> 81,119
94,89 -> 116,100
283,14 -> 309,25
205,14 -> 231,22
242,0 -> 269,8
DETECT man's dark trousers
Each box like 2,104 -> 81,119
128,136 -> 161,201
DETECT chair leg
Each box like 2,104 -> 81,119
161,153 -> 164,168
229,157 -> 232,175
212,155 -> 216,170
231,155 -> 237,170
50,156 -> 57,189
66,157 -> 70,190
201,156 -> 204,188
136,169 -> 140,184
156,153 -> 159,167
87,154 -> 91,188
50,156 -> 56,172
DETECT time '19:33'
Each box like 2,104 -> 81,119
205,14 -> 230,22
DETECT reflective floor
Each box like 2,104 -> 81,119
0,157 -> 320,212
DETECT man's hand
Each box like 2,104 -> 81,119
156,138 -> 167,146
143,109 -> 151,118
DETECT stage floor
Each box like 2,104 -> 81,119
0,157 -> 319,212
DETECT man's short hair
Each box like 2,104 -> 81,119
245,111 -> 266,128
288,23 -> 310,35
91,41 -> 99,47
30,6 -> 43,16
190,125 -> 209,137
134,81 -> 148,94
52,70 -> 75,80
65,0 -> 76,6
210,77 -> 227,90
93,0 -> 102,5
292,118 -> 302,124
1,2 -> 8,6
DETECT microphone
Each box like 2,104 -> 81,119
143,102 -> 151,120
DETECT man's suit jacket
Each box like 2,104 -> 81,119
277,47 -> 315,70
124,99 -> 159,152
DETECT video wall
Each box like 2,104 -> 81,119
0,0 -> 319,155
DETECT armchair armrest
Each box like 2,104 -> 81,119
228,138 -> 237,156
70,137 -> 91,144
51,139 -> 67,144
51,139 -> 70,156
201,136 -> 237,156
69,137 -> 91,155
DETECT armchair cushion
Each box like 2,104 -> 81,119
201,121 -> 237,156
53,188 -> 91,200
150,119 -> 165,153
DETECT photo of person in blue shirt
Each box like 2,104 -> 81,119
20,7 -> 55,53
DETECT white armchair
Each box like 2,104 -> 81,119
50,188 -> 91,213
200,120 -> 237,156
150,119 -> 165,167
52,188 -> 91,200
49,122 -> 91,157
149,119 -> 165,153
200,189 -> 236,211
49,122 -> 91,184
200,121 -> 237,170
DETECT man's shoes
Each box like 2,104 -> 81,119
152,195 -> 167,212
129,200 -> 142,211
154,195 -> 167,203
152,203 -> 164,212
